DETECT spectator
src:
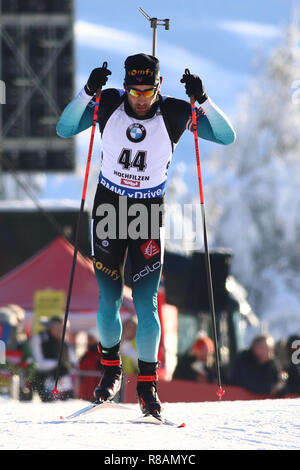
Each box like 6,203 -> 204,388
286,335 -> 300,395
30,316 -> 76,402
173,335 -> 216,383
120,316 -> 139,375
77,328 -> 101,401
230,335 -> 287,396
6,304 -> 26,334
0,305 -> 35,401
274,338 -> 290,371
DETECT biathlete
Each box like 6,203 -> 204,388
56,53 -> 236,418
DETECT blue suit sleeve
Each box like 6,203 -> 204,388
56,88 -> 95,138
163,95 -> 236,146
192,98 -> 236,145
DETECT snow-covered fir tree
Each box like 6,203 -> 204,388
210,19 -> 300,338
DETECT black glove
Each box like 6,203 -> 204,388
180,72 -> 208,104
84,66 -> 112,96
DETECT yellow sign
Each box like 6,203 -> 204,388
33,290 -> 65,334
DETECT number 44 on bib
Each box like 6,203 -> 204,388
118,148 -> 147,172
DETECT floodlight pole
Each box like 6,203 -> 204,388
138,7 -> 170,57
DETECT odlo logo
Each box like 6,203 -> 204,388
92,257 -> 120,280
132,261 -> 161,282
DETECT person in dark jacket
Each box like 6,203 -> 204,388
286,335 -> 300,394
30,316 -> 76,401
173,336 -> 216,383
230,335 -> 287,396
77,328 -> 102,402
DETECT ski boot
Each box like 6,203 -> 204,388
94,342 -> 123,403
136,360 -> 161,419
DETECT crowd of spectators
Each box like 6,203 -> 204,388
0,303 -> 299,401
173,331 -> 300,397
0,305 -> 140,402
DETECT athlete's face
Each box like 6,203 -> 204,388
125,84 -> 160,117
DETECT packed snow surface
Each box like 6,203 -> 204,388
1,397 -> 299,450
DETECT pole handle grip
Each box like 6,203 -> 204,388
96,61 -> 108,97
184,69 -> 196,104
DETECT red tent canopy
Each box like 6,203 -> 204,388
0,237 -> 135,330
0,236 -> 178,378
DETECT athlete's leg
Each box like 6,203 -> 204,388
91,185 -> 128,349
128,199 -> 165,363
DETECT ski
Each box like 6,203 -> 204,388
59,401 -> 186,428
59,400 -> 131,420
130,413 -> 186,428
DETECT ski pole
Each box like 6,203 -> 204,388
185,68 -> 225,400
51,62 -> 108,398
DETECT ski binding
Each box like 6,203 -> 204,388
131,412 -> 186,428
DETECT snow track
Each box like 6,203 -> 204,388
0,397 -> 299,450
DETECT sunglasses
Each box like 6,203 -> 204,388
126,86 -> 158,98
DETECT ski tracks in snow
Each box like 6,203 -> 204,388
0,397 -> 299,450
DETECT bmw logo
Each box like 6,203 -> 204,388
126,123 -> 146,143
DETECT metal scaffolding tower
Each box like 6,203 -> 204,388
0,0 -> 75,177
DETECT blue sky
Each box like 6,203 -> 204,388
42,0 -> 298,202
